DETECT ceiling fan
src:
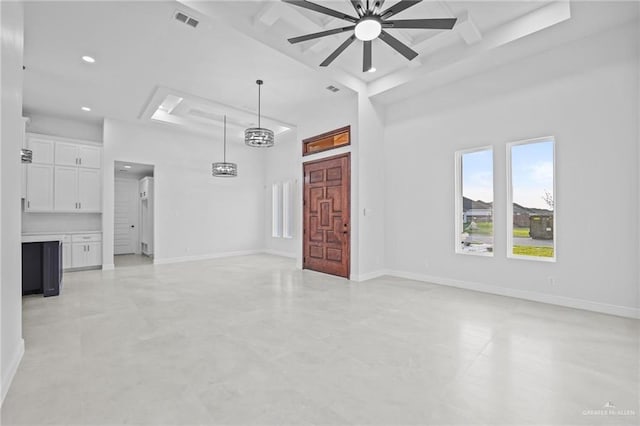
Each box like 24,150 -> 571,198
282,0 -> 457,72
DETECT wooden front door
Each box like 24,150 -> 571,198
303,153 -> 350,278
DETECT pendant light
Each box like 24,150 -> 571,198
212,115 -> 238,177
21,149 -> 33,163
244,79 -> 274,148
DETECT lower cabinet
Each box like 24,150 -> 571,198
62,235 -> 72,270
71,233 -> 102,268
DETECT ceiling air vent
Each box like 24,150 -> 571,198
174,11 -> 199,28
326,85 -> 340,93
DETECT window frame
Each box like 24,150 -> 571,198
302,125 -> 350,156
506,136 -> 557,262
282,180 -> 294,239
454,145 -> 495,257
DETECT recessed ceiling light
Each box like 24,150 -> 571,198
82,55 -> 96,63
123,165 -> 132,169
367,67 -> 377,73
81,106 -> 91,112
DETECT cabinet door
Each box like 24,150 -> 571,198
55,142 -> 80,166
78,146 -> 101,169
54,166 -> 79,211
85,242 -> 102,267
26,164 -> 54,211
27,137 -> 55,164
78,168 -> 101,212
62,242 -> 72,270
71,243 -> 86,268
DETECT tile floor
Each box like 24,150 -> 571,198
114,254 -> 153,268
2,254 -> 638,425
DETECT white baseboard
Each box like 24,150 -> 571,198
1,338 -> 25,404
262,249 -> 296,259
351,270 -> 389,282
102,264 -> 115,271
153,250 -> 263,265
386,270 -> 640,319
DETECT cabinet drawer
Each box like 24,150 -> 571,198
71,233 -> 102,243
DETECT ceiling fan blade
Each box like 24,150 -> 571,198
282,0 -> 358,23
320,34 -> 357,67
372,0 -> 386,14
363,40 -> 372,72
380,0 -> 422,19
378,30 -> 418,60
288,26 -> 355,44
350,0 -> 365,16
382,18 -> 457,29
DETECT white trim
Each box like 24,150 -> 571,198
263,249 -> 296,259
454,146 -> 495,257
26,131 -> 102,146
1,338 -> 25,404
385,270 -> 639,319
153,250 -> 263,265
102,263 -> 115,271
351,270 -> 389,282
506,136 -> 556,262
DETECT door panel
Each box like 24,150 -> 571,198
78,146 -> 101,169
77,168 -> 101,212
26,164 -> 54,211
114,179 -> 139,255
55,142 -> 79,166
303,153 -> 350,278
54,166 -> 78,211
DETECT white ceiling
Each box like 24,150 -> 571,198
22,1 -> 639,134
114,161 -> 154,180
22,0 -> 353,131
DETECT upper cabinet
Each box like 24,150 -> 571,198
27,136 -> 55,164
55,141 -> 101,168
25,133 -> 103,213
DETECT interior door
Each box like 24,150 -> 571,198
114,178 -> 139,255
303,153 -> 350,278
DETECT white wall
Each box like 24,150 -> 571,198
382,23 -> 640,317
1,0 -> 25,403
102,119 -> 266,267
25,113 -> 103,143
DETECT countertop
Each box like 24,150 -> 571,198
22,231 -> 102,243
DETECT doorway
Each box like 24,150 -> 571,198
303,153 -> 350,278
114,161 -> 154,268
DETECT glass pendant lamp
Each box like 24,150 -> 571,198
244,80 -> 274,147
212,115 -> 238,177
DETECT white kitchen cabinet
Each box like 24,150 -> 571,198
71,233 -> 102,268
54,142 -> 80,166
54,166 -> 78,211
55,141 -> 101,168
26,164 -> 54,211
78,146 -> 101,169
62,236 -> 72,270
27,136 -> 54,164
139,177 -> 154,256
78,168 -> 101,212
53,165 -> 101,212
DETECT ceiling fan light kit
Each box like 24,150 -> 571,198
244,80 -> 275,148
283,0 -> 457,72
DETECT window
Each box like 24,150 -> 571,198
507,137 -> 555,261
456,147 -> 494,255
271,183 -> 282,238
282,180 -> 294,239
302,126 -> 350,156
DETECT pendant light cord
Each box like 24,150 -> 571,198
223,115 -> 227,162
257,82 -> 261,128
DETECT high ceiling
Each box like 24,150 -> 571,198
22,1 -> 639,135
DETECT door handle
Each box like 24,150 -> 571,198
131,225 -> 135,228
